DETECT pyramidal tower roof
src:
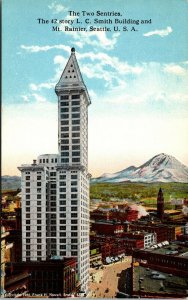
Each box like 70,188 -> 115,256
55,48 -> 90,101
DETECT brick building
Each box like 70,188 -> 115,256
130,221 -> 182,243
5,257 -> 78,297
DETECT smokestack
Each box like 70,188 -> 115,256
157,188 -> 164,220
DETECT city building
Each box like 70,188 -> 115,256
1,227 -> 13,297
131,242 -> 188,298
18,48 -> 91,293
130,221 -> 183,243
6,257 -> 77,297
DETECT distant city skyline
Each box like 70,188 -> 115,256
2,0 -> 188,177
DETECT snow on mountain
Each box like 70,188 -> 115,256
92,153 -> 188,183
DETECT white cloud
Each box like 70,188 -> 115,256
32,93 -> 47,102
21,44 -> 70,53
30,82 -> 55,91
61,28 -> 120,50
21,95 -> 30,102
143,26 -> 172,37
163,64 -> 187,75
48,2 -> 67,14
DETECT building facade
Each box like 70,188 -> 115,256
18,48 -> 91,293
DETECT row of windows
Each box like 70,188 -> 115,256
61,158 -> 80,163
39,158 -> 58,164
61,145 -> 80,151
61,113 -> 80,119
61,107 -> 80,113
61,125 -> 80,132
60,95 -> 80,100
61,119 -> 80,126
61,151 -> 80,157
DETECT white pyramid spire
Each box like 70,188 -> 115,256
55,48 -> 90,102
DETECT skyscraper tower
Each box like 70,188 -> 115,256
157,188 -> 164,220
18,48 -> 91,294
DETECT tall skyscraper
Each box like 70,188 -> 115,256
18,48 -> 91,293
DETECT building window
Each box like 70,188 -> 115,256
72,119 -> 80,125
71,175 -> 77,179
26,226 -> 30,230
71,245 -> 78,250
71,251 -> 77,256
61,146 -> 69,151
71,232 -> 78,237
72,139 -> 80,144
72,132 -> 80,138
26,245 -> 30,250
60,251 -> 66,256
60,220 -> 66,224
26,214 -> 30,218
37,220 -> 42,224
59,181 -> 66,186
61,114 -> 69,119
71,201 -> 78,206
26,176 -> 30,180
26,221 -> 30,226
37,176 -> 41,180
71,220 -> 78,224
61,120 -> 69,125
72,145 -> 80,150
37,201 -> 41,205
61,108 -> 69,113
71,226 -> 78,230
26,251 -> 30,256
26,207 -> 30,212
72,107 -> 80,112
71,194 -> 77,199
26,182 -> 30,186
37,232 -> 42,237
72,95 -> 80,99
26,239 -> 30,243
37,182 -> 41,187
61,95 -> 69,100
72,113 -> 80,119
72,158 -> 80,163
71,207 -> 77,211
61,158 -> 69,163
26,195 -> 30,200
60,213 -> 66,218
60,226 -> 66,230
60,239 -> 66,243
60,245 -> 66,249
61,126 -> 69,132
60,207 -> 66,211
61,140 -> 69,145
71,239 -> 78,243
72,126 -> 80,131
37,213 -> 41,218
26,201 -> 30,206
60,232 -> 66,237
37,251 -> 41,256
37,194 -> 41,199
60,201 -> 66,205
72,152 -> 80,157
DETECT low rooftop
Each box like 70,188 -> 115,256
133,265 -> 188,296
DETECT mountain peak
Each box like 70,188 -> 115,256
92,153 -> 188,183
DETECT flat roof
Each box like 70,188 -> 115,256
133,265 -> 188,296
143,243 -> 188,258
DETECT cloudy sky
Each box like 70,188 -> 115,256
2,0 -> 188,177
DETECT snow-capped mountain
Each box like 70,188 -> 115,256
92,153 -> 188,183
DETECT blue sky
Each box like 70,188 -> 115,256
2,0 -> 188,176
